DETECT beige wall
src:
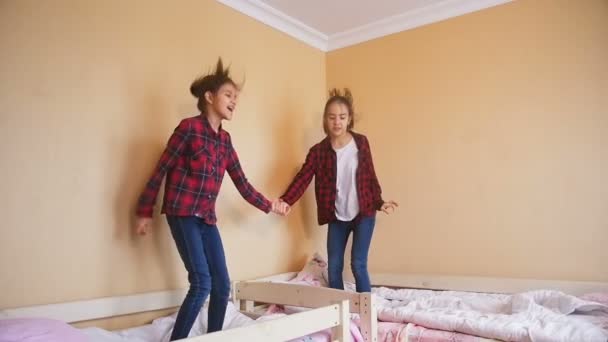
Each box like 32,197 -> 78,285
2,0 -> 607,327
0,0 -> 326,314
327,0 -> 608,282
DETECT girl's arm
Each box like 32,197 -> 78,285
136,119 -> 191,217
280,147 -> 316,206
364,136 -> 384,210
226,139 -> 272,213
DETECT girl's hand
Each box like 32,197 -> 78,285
381,200 -> 399,214
136,217 -> 153,235
271,199 -> 291,216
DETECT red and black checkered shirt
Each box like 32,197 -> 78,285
281,132 -> 384,225
136,115 -> 271,224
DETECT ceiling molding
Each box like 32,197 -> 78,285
217,0 -> 513,52
328,0 -> 513,51
217,0 -> 329,51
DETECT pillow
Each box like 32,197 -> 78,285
0,318 -> 88,342
292,252 -> 329,287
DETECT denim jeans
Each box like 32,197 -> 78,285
327,215 -> 376,292
166,216 -> 231,340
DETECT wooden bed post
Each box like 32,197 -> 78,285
231,281 -> 241,309
243,300 -> 254,312
232,281 -> 254,313
331,299 -> 351,342
359,293 -> 377,342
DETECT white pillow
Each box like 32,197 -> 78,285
292,252 -> 329,287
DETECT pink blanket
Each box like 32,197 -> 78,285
376,321 -> 498,342
265,305 -> 497,342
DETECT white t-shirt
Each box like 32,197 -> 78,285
334,138 -> 359,221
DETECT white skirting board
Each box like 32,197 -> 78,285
365,273 -> 608,296
0,289 -> 187,323
0,272 -> 297,323
1,272 -> 606,324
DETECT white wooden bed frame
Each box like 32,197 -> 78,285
180,298 -> 351,341
2,272 -> 607,342
230,271 -> 608,342
232,273 -> 378,342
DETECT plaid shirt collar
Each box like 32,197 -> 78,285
319,131 -> 362,152
200,114 -> 225,138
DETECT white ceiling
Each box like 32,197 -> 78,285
217,0 -> 513,51
259,0 -> 439,35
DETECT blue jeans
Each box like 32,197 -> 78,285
167,216 -> 231,340
327,215 -> 376,292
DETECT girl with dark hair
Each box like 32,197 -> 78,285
279,88 -> 398,293
134,58 -> 286,340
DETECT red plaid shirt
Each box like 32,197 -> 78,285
281,132 -> 384,225
136,115 -> 271,224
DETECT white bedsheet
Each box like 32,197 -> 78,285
372,287 -> 608,342
81,301 -> 254,342
81,284 -> 608,342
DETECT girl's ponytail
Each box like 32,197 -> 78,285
189,58 -> 235,112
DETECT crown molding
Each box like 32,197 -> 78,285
217,0 -> 329,51
217,0 -> 514,52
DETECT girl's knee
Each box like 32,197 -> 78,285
351,259 -> 368,274
212,276 -> 231,297
190,273 -> 212,294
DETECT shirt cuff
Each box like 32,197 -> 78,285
262,199 -> 272,214
136,206 -> 154,218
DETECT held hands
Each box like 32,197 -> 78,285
381,200 -> 399,214
136,199 -> 290,234
135,217 -> 152,236
271,199 -> 291,216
